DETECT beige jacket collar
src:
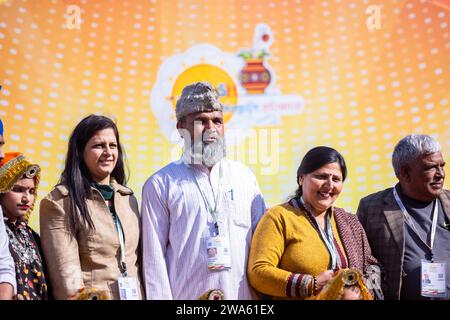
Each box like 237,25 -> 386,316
55,178 -> 133,197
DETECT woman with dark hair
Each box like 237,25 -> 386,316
248,146 -> 382,300
0,152 -> 49,300
39,114 -> 144,300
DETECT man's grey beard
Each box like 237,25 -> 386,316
183,134 -> 226,167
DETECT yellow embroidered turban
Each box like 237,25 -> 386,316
0,152 -> 41,220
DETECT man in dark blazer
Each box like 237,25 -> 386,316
357,134 -> 450,300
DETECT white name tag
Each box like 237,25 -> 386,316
118,276 -> 139,300
421,260 -> 447,298
207,236 -> 231,270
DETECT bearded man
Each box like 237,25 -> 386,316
141,82 -> 266,299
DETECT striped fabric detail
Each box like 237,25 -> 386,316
286,273 -> 313,298
289,198 -> 348,270
287,273 -> 299,297
333,237 -> 348,269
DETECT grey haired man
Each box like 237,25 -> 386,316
357,134 -> 449,300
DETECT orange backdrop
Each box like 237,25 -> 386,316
0,0 -> 449,230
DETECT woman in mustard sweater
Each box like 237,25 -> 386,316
248,146 -> 382,300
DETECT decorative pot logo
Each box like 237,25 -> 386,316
150,23 -> 304,150
238,24 -> 273,94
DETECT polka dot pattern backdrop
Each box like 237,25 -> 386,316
0,0 -> 449,230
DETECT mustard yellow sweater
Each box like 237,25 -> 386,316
248,203 -> 348,299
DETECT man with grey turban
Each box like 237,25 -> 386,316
141,82 -> 266,299
175,82 -> 226,168
357,134 -> 450,300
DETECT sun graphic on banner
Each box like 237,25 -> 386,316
150,44 -> 244,143
151,31 -> 304,146
171,64 -> 238,123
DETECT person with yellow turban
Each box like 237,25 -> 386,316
0,152 -> 49,300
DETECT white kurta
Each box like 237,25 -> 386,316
0,206 -> 16,294
141,157 -> 266,299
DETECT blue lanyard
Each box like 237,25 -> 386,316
115,216 -> 127,277
102,192 -> 127,277
296,197 -> 339,270
109,201 -> 127,277
393,188 -> 439,260
191,164 -> 223,235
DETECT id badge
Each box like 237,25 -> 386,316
118,276 -> 139,300
206,236 -> 231,270
421,260 -> 447,298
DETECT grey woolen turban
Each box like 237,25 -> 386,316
175,82 -> 223,121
